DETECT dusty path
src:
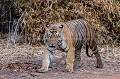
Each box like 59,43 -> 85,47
0,43 -> 120,79
0,58 -> 120,79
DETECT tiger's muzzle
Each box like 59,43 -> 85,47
48,44 -> 56,48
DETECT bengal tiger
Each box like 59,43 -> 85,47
37,19 -> 103,73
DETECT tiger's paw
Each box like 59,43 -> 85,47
63,67 -> 73,73
96,63 -> 103,68
36,68 -> 48,73
74,60 -> 81,68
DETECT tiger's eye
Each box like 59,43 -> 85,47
50,31 -> 52,33
58,34 -> 60,37
54,31 -> 57,33
56,33 -> 60,37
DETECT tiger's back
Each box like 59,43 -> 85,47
65,19 -> 95,46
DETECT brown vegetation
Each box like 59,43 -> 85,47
0,0 -> 120,45
0,1 -> 120,78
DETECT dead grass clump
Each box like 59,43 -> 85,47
0,0 -> 120,45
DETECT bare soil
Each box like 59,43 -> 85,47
0,40 -> 120,79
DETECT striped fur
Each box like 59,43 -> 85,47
38,19 -> 103,73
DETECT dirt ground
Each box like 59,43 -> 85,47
0,39 -> 120,79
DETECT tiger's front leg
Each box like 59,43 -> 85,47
58,39 -> 75,73
65,47 -> 75,73
37,49 -> 53,73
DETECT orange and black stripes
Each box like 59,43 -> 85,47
41,19 -> 103,73
44,19 -> 100,57
65,19 -> 98,57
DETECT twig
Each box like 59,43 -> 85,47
8,10 -> 27,47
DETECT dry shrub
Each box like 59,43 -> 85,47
0,0 -> 120,46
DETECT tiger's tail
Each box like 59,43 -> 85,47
86,44 -> 94,57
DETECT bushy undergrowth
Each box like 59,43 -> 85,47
0,0 -> 120,46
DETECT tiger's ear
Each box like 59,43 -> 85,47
59,24 -> 64,29
45,22 -> 50,28
59,25 -> 64,33
44,22 -> 50,30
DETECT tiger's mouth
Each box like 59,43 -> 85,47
49,45 -> 56,48
48,44 -> 56,48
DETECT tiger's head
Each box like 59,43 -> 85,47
44,23 -> 64,49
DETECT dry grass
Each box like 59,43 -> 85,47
0,0 -> 120,46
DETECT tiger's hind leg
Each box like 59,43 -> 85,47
74,50 -> 81,68
89,41 -> 103,68
74,45 -> 83,68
